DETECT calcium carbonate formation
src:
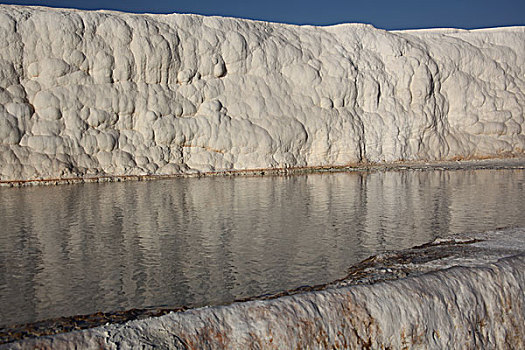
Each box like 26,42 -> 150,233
0,5 -> 524,181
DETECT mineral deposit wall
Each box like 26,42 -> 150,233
0,5 -> 524,181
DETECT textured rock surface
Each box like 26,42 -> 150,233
4,228 -> 525,349
0,5 -> 524,181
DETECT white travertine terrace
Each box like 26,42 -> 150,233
0,5 -> 524,181
4,228 -> 525,349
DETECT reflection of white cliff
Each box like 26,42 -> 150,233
0,5 -> 523,181
447,169 -> 525,233
1,170 -> 523,325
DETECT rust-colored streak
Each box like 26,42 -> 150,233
182,144 -> 225,154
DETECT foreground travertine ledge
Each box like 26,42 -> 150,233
3,228 -> 525,349
0,5 -> 524,182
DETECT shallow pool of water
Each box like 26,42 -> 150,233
0,169 -> 524,326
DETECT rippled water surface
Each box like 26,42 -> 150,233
1,169 -> 524,326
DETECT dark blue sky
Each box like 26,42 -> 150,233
1,0 -> 524,30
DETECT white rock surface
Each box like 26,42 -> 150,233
0,5 -> 524,181
4,228 -> 525,349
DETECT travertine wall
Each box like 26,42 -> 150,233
0,5 -> 524,181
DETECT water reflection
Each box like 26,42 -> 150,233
0,169 -> 524,326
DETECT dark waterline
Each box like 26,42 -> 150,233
0,169 -> 524,326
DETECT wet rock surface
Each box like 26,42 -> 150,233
0,308 -> 182,345
2,227 -> 524,348
0,5 -> 524,182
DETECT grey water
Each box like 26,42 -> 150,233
0,169 -> 524,327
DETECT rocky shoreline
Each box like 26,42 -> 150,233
1,157 -> 523,187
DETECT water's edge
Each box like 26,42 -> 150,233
3,228 -> 524,348
2,157 -> 524,187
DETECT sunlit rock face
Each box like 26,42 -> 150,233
0,5 -> 524,181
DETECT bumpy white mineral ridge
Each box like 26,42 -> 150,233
0,5 -> 523,181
